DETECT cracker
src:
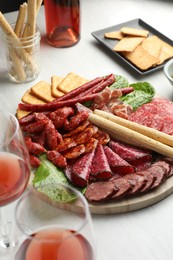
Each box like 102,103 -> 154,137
113,37 -> 145,52
142,35 -> 162,58
156,39 -> 173,65
16,109 -> 31,119
51,75 -> 65,98
22,89 -> 46,104
121,27 -> 149,37
31,81 -> 55,102
104,31 -> 124,40
122,44 -> 159,70
57,72 -> 89,94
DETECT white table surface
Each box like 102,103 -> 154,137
1,1 -> 173,259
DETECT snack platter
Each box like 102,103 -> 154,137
18,73 -> 173,215
91,18 -> 173,75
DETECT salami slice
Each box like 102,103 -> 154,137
153,160 -> 171,178
70,149 -> 95,187
148,165 -> 167,189
110,177 -> 131,199
90,144 -> 112,180
104,146 -> 135,175
93,130 -> 110,145
124,174 -> 147,195
62,144 -> 86,159
109,140 -> 152,166
85,181 -> 116,202
138,171 -> 156,193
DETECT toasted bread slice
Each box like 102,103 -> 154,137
51,75 -> 64,98
104,31 -> 124,40
122,45 -> 159,70
121,27 -> 149,38
142,35 -> 162,59
57,72 -> 89,94
113,37 -> 145,52
31,81 -> 55,102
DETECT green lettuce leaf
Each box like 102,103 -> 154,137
120,81 -> 155,110
33,154 -> 85,203
109,75 -> 129,90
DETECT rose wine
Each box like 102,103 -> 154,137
0,152 -> 30,206
44,0 -> 80,47
14,228 -> 94,260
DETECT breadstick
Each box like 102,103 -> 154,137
89,113 -> 173,159
14,3 -> 28,37
9,49 -> 26,81
0,12 -> 35,70
22,0 -> 37,38
94,109 -> 173,147
36,0 -> 43,14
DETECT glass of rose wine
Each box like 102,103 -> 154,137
0,110 -> 30,249
13,183 -> 96,260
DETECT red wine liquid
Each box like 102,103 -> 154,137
0,152 -> 30,206
14,229 -> 94,260
44,0 -> 80,47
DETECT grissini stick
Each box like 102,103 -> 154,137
88,113 -> 173,159
0,12 -> 36,71
14,3 -> 28,37
94,109 -> 173,147
22,0 -> 37,38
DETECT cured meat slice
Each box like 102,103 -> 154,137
104,146 -> 135,175
160,117 -> 173,135
62,144 -> 86,159
138,171 -> 156,193
148,165 -> 167,189
134,160 -> 152,172
56,138 -> 77,152
110,177 -> 131,199
90,144 -> 112,180
153,160 -> 171,178
84,138 -> 98,153
124,174 -> 147,195
85,181 -> 117,202
93,130 -> 110,145
72,125 -> 98,144
70,149 -> 95,187
63,120 -> 90,137
109,140 -> 152,166
47,150 -> 67,168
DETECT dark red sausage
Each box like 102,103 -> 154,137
62,144 -> 86,159
63,111 -> 89,132
18,113 -> 36,126
25,136 -> 45,155
45,121 -> 63,150
18,93 -> 99,112
22,120 -> 48,134
52,76 -> 103,102
47,150 -> 67,168
29,155 -> 41,168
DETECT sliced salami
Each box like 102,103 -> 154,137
109,140 -> 152,166
104,146 -> 135,175
110,177 -> 131,199
85,181 -> 116,202
70,149 -> 95,187
138,171 -> 156,193
153,160 -> 171,178
124,174 -> 147,195
148,165 -> 167,189
90,144 -> 112,180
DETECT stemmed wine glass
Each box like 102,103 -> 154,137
0,110 -> 30,250
13,183 -> 96,260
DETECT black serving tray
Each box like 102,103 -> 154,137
91,18 -> 173,75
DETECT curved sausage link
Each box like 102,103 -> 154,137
63,111 -> 89,132
45,121 -> 63,150
25,136 -> 45,155
47,150 -> 67,168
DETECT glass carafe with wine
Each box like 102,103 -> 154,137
0,110 -> 30,250
13,183 -> 96,260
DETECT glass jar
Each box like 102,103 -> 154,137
44,0 -> 80,48
3,25 -> 41,83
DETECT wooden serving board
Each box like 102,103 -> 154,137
29,173 -> 173,215
88,176 -> 173,214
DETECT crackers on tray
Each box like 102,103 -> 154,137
17,72 -> 89,119
104,27 -> 173,71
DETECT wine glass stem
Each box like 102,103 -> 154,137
0,207 -> 10,248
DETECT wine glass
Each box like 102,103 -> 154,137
13,183 -> 96,260
0,110 -> 30,249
